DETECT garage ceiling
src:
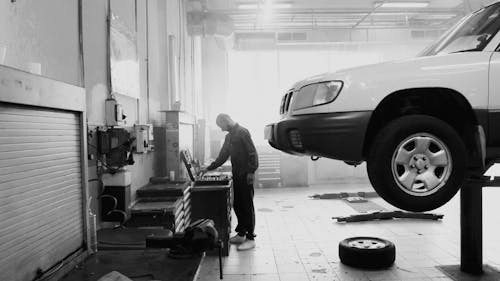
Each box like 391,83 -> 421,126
204,0 -> 470,32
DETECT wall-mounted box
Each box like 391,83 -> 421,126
105,97 -> 126,127
97,128 -> 133,168
134,124 -> 153,153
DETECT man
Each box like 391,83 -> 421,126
202,114 -> 259,251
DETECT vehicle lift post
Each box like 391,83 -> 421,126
460,176 -> 500,275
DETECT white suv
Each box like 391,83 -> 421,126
265,2 -> 500,212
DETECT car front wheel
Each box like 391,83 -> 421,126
367,115 -> 467,212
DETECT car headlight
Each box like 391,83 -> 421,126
292,81 -> 343,110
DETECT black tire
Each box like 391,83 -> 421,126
339,237 -> 395,269
367,115 -> 467,212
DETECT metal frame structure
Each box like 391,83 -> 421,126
203,0 -> 468,33
460,176 -> 500,274
225,8 -> 465,31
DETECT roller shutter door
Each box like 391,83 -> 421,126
0,103 -> 84,281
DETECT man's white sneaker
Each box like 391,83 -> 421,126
237,240 -> 255,251
229,234 -> 246,244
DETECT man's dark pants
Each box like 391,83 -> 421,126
233,175 -> 256,240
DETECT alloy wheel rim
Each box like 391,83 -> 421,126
348,238 -> 387,249
391,133 -> 452,196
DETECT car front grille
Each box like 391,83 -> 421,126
280,91 -> 294,115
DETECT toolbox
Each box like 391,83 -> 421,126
181,150 -> 233,256
137,180 -> 191,198
180,150 -> 232,186
126,198 -> 184,230
128,179 -> 192,232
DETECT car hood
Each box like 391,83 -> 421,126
287,51 -> 491,114
290,60 -> 393,90
289,53 -> 487,91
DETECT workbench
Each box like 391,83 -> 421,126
190,182 -> 232,256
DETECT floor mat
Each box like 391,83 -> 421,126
60,250 -> 203,281
437,265 -> 500,281
342,198 -> 387,213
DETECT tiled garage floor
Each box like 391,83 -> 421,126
196,182 -> 500,281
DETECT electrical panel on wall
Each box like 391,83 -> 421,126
97,128 -> 135,172
134,124 -> 153,153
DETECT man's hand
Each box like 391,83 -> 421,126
199,167 -> 208,176
247,173 -> 255,185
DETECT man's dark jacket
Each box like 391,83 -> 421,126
207,124 -> 259,177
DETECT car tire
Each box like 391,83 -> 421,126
367,115 -> 467,212
339,237 -> 395,269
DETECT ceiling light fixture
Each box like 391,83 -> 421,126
378,1 -> 430,8
272,3 -> 292,9
238,4 -> 259,9
237,2 -> 292,10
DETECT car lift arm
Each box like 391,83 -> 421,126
333,210 -> 444,223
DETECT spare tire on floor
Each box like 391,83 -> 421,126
339,237 -> 395,269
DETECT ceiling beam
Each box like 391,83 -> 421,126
211,8 -> 465,16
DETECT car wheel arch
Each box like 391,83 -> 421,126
362,87 -> 480,167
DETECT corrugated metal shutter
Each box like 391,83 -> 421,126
0,103 -> 84,281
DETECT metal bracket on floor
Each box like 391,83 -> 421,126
459,175 -> 500,275
332,210 -> 443,223
310,191 -> 379,200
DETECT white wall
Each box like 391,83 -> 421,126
202,36 -> 230,124
165,0 -> 203,115
146,0 -> 168,120
84,0 -> 200,125
0,0 -> 82,86
83,0 -> 109,125
82,0 -> 202,222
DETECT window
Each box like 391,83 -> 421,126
421,3 -> 500,56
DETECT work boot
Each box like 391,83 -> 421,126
237,239 -> 256,251
229,234 -> 246,244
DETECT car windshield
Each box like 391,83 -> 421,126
420,3 -> 500,56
